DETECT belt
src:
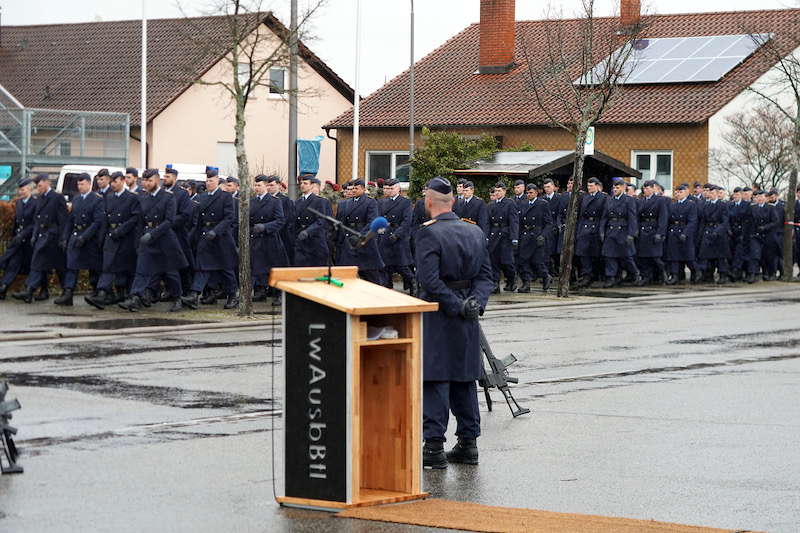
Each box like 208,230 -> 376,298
204,221 -> 213,226
445,280 -> 471,290
583,217 -> 597,222
705,222 -> 720,227
670,221 -> 685,226
146,222 -> 155,228
522,225 -> 541,231
39,224 -> 49,229
75,224 -> 87,230
109,223 -> 119,229
491,223 -> 505,228
640,218 -> 657,223
608,218 -> 625,223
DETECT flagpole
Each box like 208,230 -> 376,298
140,0 -> 147,170
351,0 -> 361,180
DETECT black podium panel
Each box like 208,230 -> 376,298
284,293 -> 349,502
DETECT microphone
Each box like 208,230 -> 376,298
350,216 -> 389,248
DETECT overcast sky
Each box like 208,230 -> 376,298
1,0 -> 795,96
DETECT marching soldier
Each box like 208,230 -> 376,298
85,171 -> 141,309
336,179 -> 384,284
555,177 -> 573,264
511,179 -> 526,205
600,177 -> 642,287
95,168 -> 111,197
665,185 -> 699,284
453,181 -> 487,234
635,180 -> 669,284
267,176 -> 295,265
118,169 -> 187,311
250,174 -> 287,303
766,189 -> 784,279
13,174 -> 67,302
378,178 -> 415,295
516,183 -> 553,292
794,186 -> 800,275
180,169 -> 239,310
163,167 -> 195,295
749,190 -> 779,283
697,185 -> 732,284
411,184 -> 430,255
54,173 -> 104,306
0,179 -> 37,300
728,187 -> 753,281
125,167 -> 142,194
542,178 -> 562,275
293,175 -> 332,267
486,182 -> 519,293
415,177 -> 493,469
575,177 -> 606,288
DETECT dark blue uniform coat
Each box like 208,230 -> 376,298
729,200 -> 753,266
636,195 -> 669,258
698,200 -> 731,259
576,192 -> 606,257
167,184 -> 195,270
487,198 -> 519,266
518,198 -> 552,265
250,194 -> 287,274
275,192 -> 295,264
378,195 -> 413,266
101,190 -> 140,273
336,195 -> 384,271
64,192 -> 104,271
750,203 -> 779,262
30,190 -> 68,272
542,192 -> 562,255
293,193 -> 331,267
0,197 -> 37,275
191,189 -> 237,271
556,192 -> 571,253
453,196 -> 488,234
665,199 -> 698,262
415,212 -> 494,381
601,194 -> 638,258
136,189 -> 188,276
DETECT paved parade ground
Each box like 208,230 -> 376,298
1,283 -> 799,532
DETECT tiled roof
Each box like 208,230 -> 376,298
0,13 -> 354,126
325,9 -> 800,129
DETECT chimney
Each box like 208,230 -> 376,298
479,0 -> 516,75
620,0 -> 641,28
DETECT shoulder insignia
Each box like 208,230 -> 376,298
422,219 -> 437,227
461,217 -> 476,224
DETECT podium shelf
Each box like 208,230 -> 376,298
356,338 -> 413,347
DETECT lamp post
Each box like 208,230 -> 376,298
351,0 -> 361,180
408,0 -> 415,186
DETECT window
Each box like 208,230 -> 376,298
59,141 -> 71,156
366,151 -> 411,184
216,141 -> 237,178
269,67 -> 286,96
631,150 -> 672,191
236,63 -> 250,88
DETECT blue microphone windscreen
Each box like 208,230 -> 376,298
370,217 -> 389,231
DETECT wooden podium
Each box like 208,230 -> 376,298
269,266 -> 438,511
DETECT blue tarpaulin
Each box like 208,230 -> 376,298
297,135 -> 324,177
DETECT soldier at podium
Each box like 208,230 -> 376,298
414,176 -> 494,470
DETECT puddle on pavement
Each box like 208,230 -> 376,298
0,329 -> 47,334
578,290 -> 641,298
41,318 -> 209,330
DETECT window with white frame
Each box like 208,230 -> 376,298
631,150 -> 673,191
236,63 -> 250,88
366,151 -> 411,183
268,67 -> 286,97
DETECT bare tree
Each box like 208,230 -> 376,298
745,28 -> 800,280
176,0 -> 325,315
523,0 -> 647,297
711,105 -> 794,191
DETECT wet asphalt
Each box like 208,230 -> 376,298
0,284 -> 798,532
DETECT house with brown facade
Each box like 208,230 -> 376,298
324,0 -> 800,193
0,12 -> 353,180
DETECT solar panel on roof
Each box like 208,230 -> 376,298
578,33 -> 771,85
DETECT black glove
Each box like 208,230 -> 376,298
253,223 -> 266,235
679,234 -> 687,242
297,230 -> 309,241
205,230 -> 217,241
654,234 -> 663,242
459,296 -> 481,320
388,234 -> 399,244
536,235 -> 545,246
626,235 -> 635,244
75,236 -> 85,248
140,232 -> 153,245
110,229 -> 122,241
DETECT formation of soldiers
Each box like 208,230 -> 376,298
1,168 -> 798,310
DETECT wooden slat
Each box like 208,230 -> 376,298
408,313 -> 422,494
356,338 -> 413,347
276,496 -> 349,510
269,266 -> 358,284
351,315 -> 362,505
352,490 -> 429,508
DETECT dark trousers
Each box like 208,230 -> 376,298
358,268 -> 383,285
578,255 -> 601,279
147,271 -> 185,297
519,255 -> 549,282
96,271 -> 132,292
668,261 -> 698,276
131,271 -> 181,297
604,255 -> 639,278
423,380 -> 480,443
637,256 -> 665,280
1,261 -> 22,286
383,264 -> 414,288
489,248 -> 515,285
26,269 -> 63,291
702,258 -> 729,275
191,269 -> 237,294
62,269 -> 98,290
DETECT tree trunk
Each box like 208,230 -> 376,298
557,133 -> 587,297
235,99 -> 253,316
783,155 -> 798,282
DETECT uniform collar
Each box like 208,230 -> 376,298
435,211 -> 459,221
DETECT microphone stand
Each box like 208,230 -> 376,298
307,206 -> 363,287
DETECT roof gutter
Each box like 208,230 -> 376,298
324,127 -> 338,183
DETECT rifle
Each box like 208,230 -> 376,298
478,324 -> 530,418
0,382 -> 23,474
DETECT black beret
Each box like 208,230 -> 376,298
426,176 -> 452,195
96,168 -> 110,178
266,175 -> 281,183
612,177 -> 626,185
110,171 -> 124,180
457,178 -> 467,185
301,176 -> 320,184
587,177 -> 602,186
543,178 -> 555,185
754,189 -> 766,196
125,167 -> 139,177
255,174 -> 269,183
226,176 -> 239,184
675,184 -> 688,191
768,189 -> 778,195
76,172 -> 91,182
351,179 -> 365,187
205,169 -> 219,178
643,179 -> 658,188
33,173 -> 49,183
693,181 -> 703,187
733,187 -> 742,193
526,183 -> 538,191
17,178 -> 32,187
165,167 -> 179,176
494,182 -> 507,190
514,179 -> 525,186
742,187 -> 752,192
142,168 -> 160,180
383,178 -> 398,186
702,183 -> 713,189
463,181 -> 474,189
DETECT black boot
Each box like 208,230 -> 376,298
12,288 -> 34,303
503,277 -> 516,292
252,287 -> 267,302
745,272 -> 756,284
271,291 -> 282,307
423,441 -> 447,470
118,294 -> 143,312
84,289 -> 110,310
223,293 -> 239,310
112,287 -> 127,304
181,291 -> 200,310
0,284 -> 6,300
633,274 -> 647,287
54,288 -> 73,306
168,299 -> 183,313
201,288 -> 219,305
140,288 -> 154,308
542,275 -> 552,292
717,274 -> 730,285
491,283 -> 500,294
517,281 -> 531,293
35,286 -> 50,301
446,438 -> 479,465
691,270 -> 703,284
602,277 -> 617,288
665,274 -> 677,286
